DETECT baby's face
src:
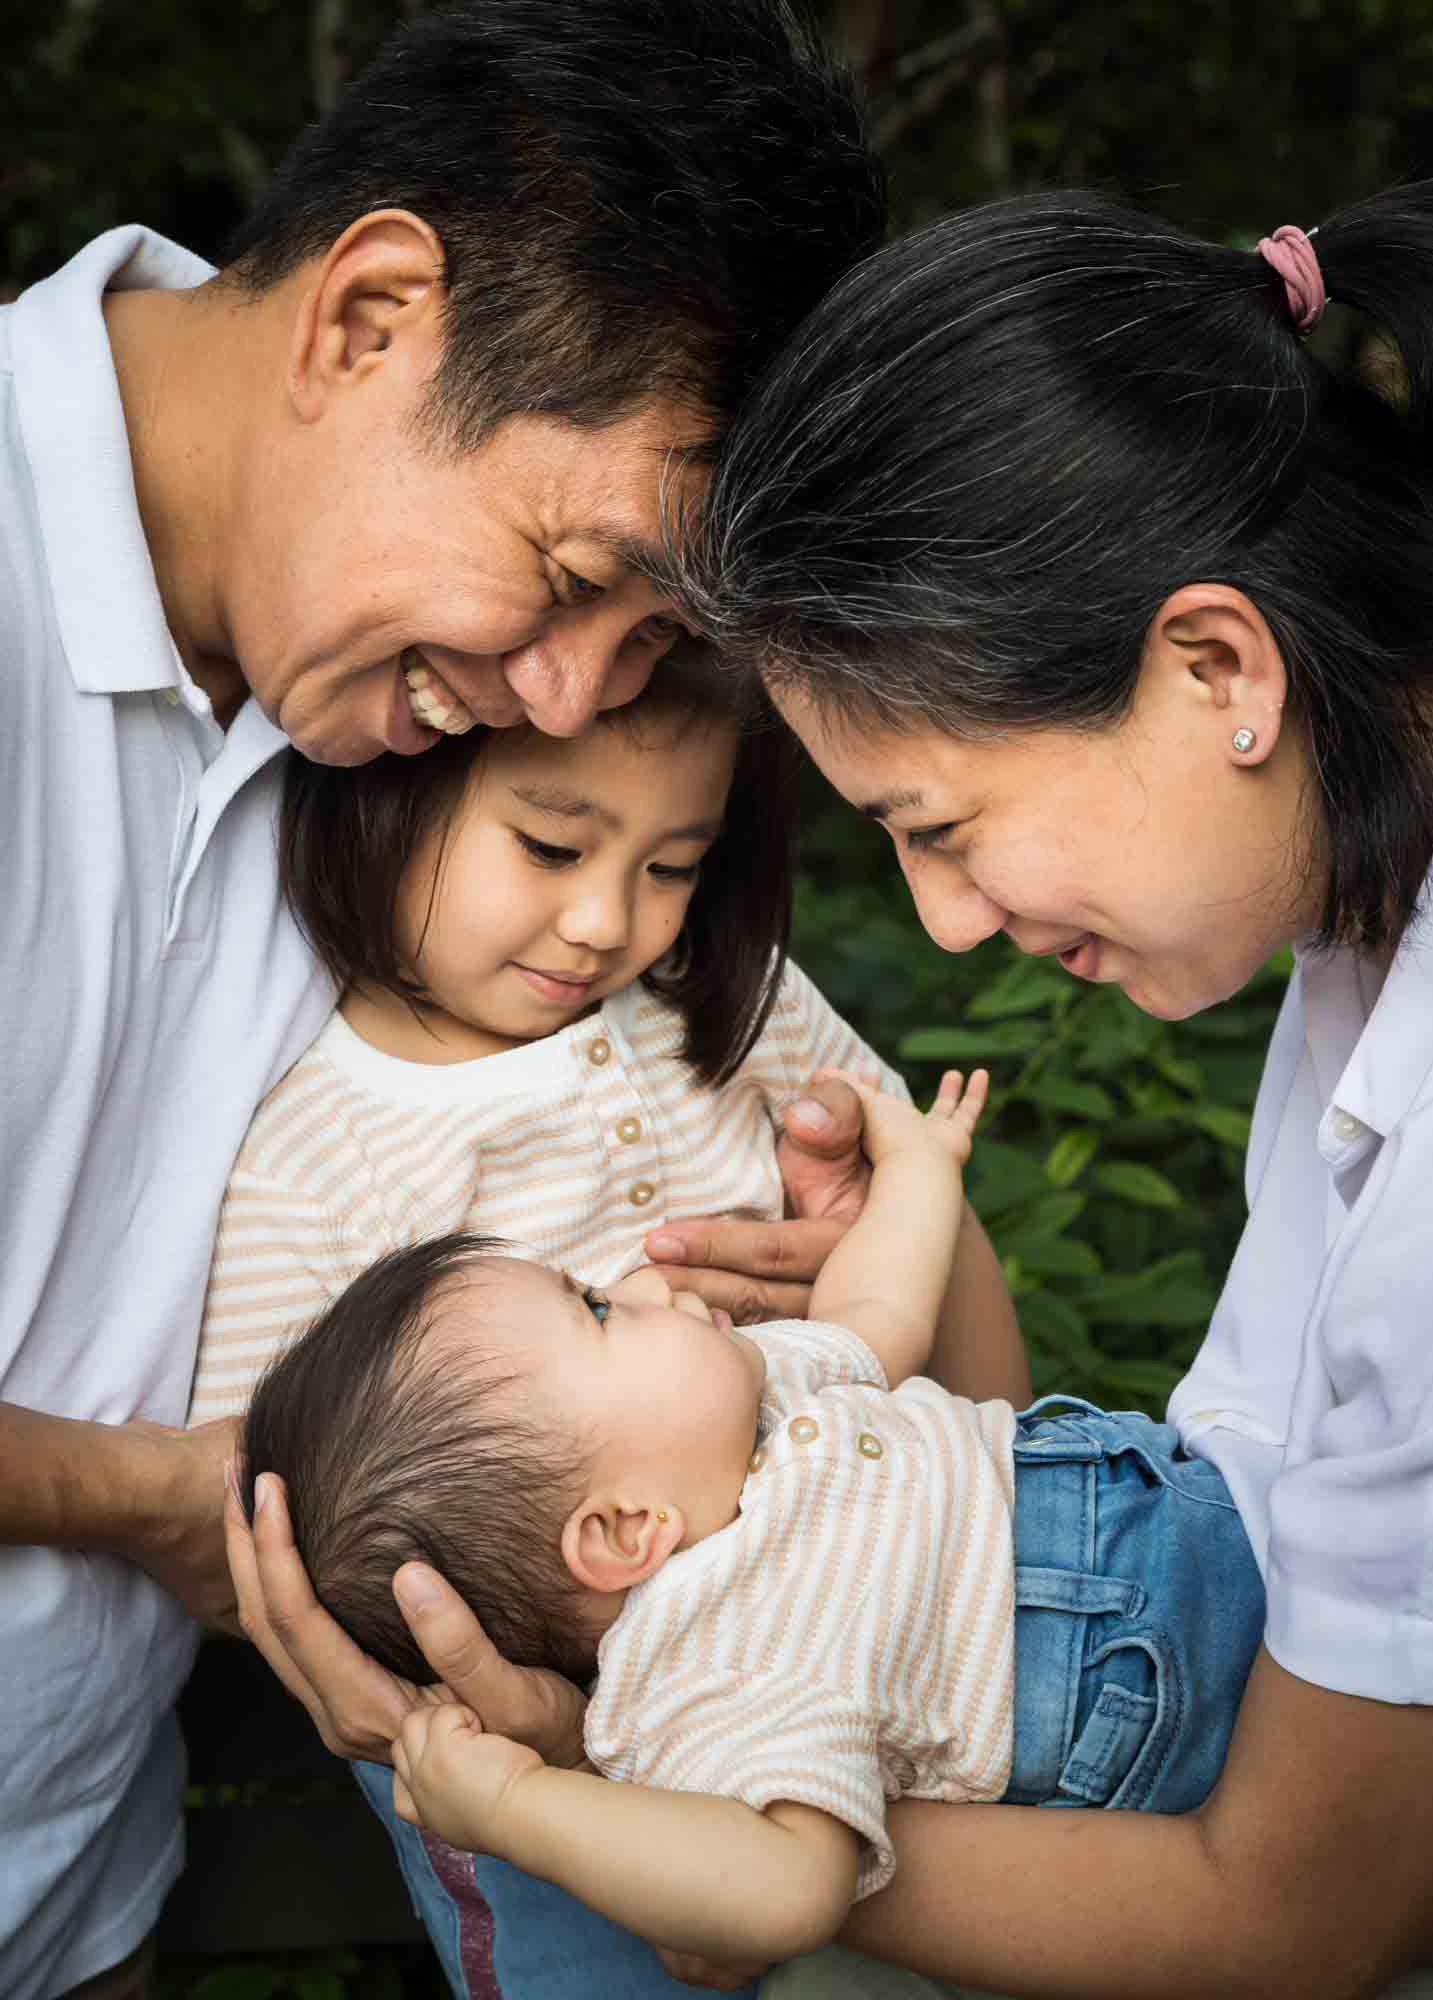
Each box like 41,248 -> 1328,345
451,1257 -> 767,1541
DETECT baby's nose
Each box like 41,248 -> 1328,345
610,1265 -> 674,1308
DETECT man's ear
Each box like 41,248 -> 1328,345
1144,583 -> 1289,766
286,208 -> 447,424
560,1496 -> 686,1596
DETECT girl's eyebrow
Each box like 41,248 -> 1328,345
509,782 -> 723,842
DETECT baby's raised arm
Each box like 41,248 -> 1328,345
809,1069 -> 987,1388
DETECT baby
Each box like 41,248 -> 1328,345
240,1071 -> 1263,1971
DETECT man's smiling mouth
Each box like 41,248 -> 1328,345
402,651 -> 478,735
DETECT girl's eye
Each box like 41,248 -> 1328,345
516,831 -> 580,868
648,860 -> 701,883
582,1286 -> 611,1326
551,564 -> 604,609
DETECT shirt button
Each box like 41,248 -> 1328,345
628,1181 -> 655,1208
615,1116 -> 641,1144
1331,1109 -> 1364,1142
587,1038 -> 611,1066
857,1432 -> 883,1460
164,688 -> 181,706
787,1415 -> 820,1444
748,1447 -> 766,1473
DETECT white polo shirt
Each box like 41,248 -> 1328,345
1170,903 -> 1433,1706
0,229 -> 332,1998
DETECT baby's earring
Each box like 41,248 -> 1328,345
657,1510 -> 669,1523
1231,726 -> 1257,755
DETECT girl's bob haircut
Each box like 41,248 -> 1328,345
279,643 -> 796,1087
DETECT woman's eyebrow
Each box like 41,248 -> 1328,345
860,786 -> 926,822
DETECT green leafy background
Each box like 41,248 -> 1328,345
13,0 -> 1425,1992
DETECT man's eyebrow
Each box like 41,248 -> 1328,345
860,787 -> 926,822
509,783 -> 723,844
577,524 -> 667,576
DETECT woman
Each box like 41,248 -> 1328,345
229,183 -> 1433,1998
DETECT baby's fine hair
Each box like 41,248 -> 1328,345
280,644 -> 796,1085
239,1233 -> 595,1685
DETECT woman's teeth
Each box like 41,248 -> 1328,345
403,653 -> 477,735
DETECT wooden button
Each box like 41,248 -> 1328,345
588,1038 -> 611,1066
628,1181 -> 655,1208
787,1416 -> 820,1444
615,1116 -> 641,1143
748,1447 -> 767,1473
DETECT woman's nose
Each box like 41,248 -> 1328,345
905,860 -> 1006,955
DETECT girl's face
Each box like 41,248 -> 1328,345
774,657 -> 1318,1022
382,712 -> 736,1059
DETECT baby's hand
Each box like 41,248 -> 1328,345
814,1067 -> 988,1172
392,1702 -> 544,1857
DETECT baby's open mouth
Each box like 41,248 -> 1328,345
403,651 -> 478,735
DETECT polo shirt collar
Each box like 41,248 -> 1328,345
10,225 -> 215,697
1296,878 -> 1433,1141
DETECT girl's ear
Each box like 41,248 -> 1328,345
560,1496 -> 685,1595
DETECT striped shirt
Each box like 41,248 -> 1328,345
585,1318 -> 1018,1898
189,961 -> 902,1422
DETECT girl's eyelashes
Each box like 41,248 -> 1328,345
582,1285 -> 612,1326
649,860 -> 701,883
515,830 -> 580,868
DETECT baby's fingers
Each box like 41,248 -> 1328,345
928,1068 -> 990,1133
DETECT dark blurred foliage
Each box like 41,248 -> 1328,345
9,8 -> 1421,1989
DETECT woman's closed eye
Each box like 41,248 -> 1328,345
903,821 -> 961,855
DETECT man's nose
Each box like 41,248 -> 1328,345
501,606 -> 674,737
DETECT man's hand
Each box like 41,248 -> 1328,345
225,1470 -> 588,1764
392,1703 -> 543,1854
644,1074 -> 870,1322
112,1416 -> 242,1631
655,1947 -> 771,1992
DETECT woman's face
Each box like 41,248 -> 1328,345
773,656 -> 1319,1022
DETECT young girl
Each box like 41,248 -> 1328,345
190,650 -> 924,1424
192,645 -> 1020,2000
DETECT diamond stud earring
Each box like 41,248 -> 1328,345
1232,726 -> 1257,754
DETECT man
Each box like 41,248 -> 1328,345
0,5 -> 882,1992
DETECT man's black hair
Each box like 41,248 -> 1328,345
225,0 -> 885,451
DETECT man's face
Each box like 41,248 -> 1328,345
223,397 -> 702,765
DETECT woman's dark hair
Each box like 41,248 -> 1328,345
672,184 -> 1433,953
280,645 -> 796,1086
240,1233 -> 594,1684
224,0 -> 883,453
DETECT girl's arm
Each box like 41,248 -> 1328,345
393,1706 -> 860,1965
841,1648 -> 1433,1998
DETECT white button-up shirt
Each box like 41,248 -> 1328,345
0,229 -> 332,1998
1170,908 -> 1433,1705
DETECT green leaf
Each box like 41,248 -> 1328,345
967,1140 -> 1052,1217
965,956 -> 1068,1019
190,1968 -> 285,2000
996,1233 -> 1102,1277
1092,1161 -> 1182,1208
1044,1128 -> 1099,1187
1021,1078 -> 1117,1122
899,1020 -> 1050,1062
1190,1104 -> 1252,1148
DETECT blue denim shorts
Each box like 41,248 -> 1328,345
1004,1396 -> 1264,1811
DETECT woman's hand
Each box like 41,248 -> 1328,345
644,1074 -> 871,1322
224,1470 -> 588,1765
655,1947 -> 772,1992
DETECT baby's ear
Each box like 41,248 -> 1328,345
561,1497 -> 685,1596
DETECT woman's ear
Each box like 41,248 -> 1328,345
1145,583 -> 1289,765
560,1496 -> 686,1596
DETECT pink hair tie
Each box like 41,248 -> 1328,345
1256,223 -> 1327,335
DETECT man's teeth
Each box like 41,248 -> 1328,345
403,656 -> 477,736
